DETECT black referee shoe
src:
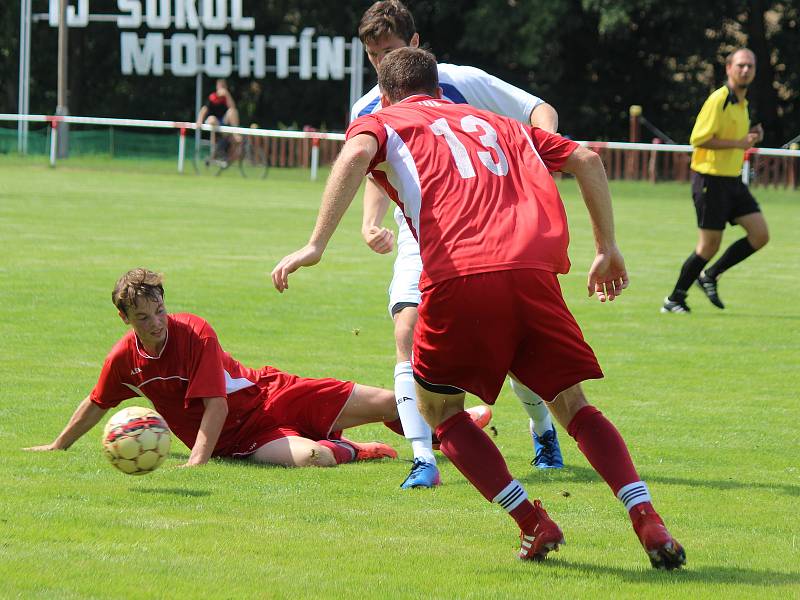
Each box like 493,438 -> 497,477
696,272 -> 725,309
661,296 -> 691,313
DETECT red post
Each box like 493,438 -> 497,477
626,105 -> 642,179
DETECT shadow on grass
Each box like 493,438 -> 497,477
130,487 -> 211,497
517,464 -> 800,496
536,558 -> 798,586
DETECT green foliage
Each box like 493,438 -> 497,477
1,157 -> 799,597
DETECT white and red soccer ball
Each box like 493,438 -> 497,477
102,406 -> 171,475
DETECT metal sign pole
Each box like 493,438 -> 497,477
194,15 -> 204,165
17,0 -> 32,154
56,0 -> 69,157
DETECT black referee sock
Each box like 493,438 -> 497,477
670,252 -> 708,301
705,238 -> 757,279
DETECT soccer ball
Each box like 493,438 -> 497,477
102,406 -> 171,475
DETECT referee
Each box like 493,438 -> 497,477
662,48 -> 769,313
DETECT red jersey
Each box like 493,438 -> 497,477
346,95 -> 578,289
90,313 -> 277,455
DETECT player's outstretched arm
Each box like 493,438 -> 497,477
24,396 -> 107,451
181,396 -> 228,467
530,102 -> 559,134
561,145 -> 629,302
271,133 -> 379,292
361,178 -> 395,255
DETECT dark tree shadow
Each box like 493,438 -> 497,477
518,464 -> 800,497
528,558 -> 799,587
130,487 -> 211,497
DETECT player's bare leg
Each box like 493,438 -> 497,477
331,384 -> 398,430
547,383 -> 686,569
205,115 -> 220,161
327,384 -> 400,462
415,382 -> 564,561
250,436 -> 338,467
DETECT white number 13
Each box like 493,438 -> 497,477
429,116 -> 509,179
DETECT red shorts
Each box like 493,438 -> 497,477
223,368 -> 355,457
413,269 -> 603,404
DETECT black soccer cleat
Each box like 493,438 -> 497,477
696,272 -> 725,309
661,297 -> 691,314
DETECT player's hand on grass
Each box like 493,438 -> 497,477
23,443 -> 61,451
271,244 -> 324,292
363,226 -> 394,254
587,246 -> 629,302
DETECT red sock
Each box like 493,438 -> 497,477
383,418 -> 404,437
566,405 -> 640,494
317,440 -> 356,464
436,411 -> 537,529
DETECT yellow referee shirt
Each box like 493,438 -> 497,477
690,85 -> 750,177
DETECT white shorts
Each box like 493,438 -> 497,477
388,207 -> 422,316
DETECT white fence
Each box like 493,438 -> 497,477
1,114 -> 799,186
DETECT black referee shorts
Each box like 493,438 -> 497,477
691,170 -> 761,230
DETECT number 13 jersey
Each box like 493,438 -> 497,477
346,95 -> 580,290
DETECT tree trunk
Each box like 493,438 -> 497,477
746,0 -> 782,145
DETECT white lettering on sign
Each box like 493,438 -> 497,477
49,0 -> 89,26
269,35 -> 296,79
120,32 -> 164,75
170,33 -> 198,75
145,0 -> 171,29
47,1 -> 354,80
237,35 -> 267,78
174,0 -> 199,29
204,34 -> 232,76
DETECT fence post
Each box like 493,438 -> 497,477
48,117 -> 58,167
627,105 -> 642,179
742,149 -> 755,185
303,125 -> 319,181
178,126 -> 187,173
649,137 -> 661,183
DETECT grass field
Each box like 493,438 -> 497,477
1,155 -> 798,599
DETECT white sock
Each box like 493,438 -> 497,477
616,481 -> 653,512
395,361 -> 436,464
493,479 -> 529,512
509,378 -> 552,437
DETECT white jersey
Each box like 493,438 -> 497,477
351,63 -> 545,313
350,63 -> 542,124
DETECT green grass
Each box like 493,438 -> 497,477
1,156 -> 798,599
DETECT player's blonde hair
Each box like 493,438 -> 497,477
378,47 -> 438,103
358,0 -> 416,45
112,269 -> 165,315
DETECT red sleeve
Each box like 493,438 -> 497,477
346,115 -> 387,171
90,350 -> 136,409
183,326 -> 227,407
530,128 -> 580,172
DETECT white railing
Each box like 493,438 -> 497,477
0,113 -> 346,177
1,114 -> 798,183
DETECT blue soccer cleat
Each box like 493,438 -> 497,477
532,425 -> 564,470
400,458 -> 441,489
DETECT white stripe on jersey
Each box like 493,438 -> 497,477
122,372 -> 254,398
382,124 -> 423,237
225,370 -> 256,394
518,124 -> 547,169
